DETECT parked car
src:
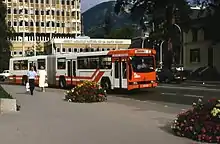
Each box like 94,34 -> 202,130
156,66 -> 186,83
0,70 -> 10,81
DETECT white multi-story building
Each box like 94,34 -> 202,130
4,0 -> 81,56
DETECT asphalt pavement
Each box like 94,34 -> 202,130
0,84 -> 194,144
0,82 -> 218,144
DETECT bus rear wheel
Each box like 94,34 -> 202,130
59,77 -> 66,89
22,76 -> 27,85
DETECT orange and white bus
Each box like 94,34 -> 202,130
8,48 -> 157,90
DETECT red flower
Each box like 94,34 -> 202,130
201,127 -> 206,133
208,98 -> 217,102
98,94 -> 104,97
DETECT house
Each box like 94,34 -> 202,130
182,6 -> 220,73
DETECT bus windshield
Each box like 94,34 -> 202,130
130,56 -> 154,73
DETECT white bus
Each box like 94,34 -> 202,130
9,48 -> 158,90
8,55 -> 56,85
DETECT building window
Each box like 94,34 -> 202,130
36,22 -> 39,26
71,11 -> 75,16
57,48 -> 60,52
56,10 -> 60,15
56,23 -> 60,27
192,28 -> 198,42
41,10 -> 44,15
35,10 -> 39,15
41,22 -> 44,26
46,10 -> 50,15
62,48 -> 66,52
68,48 -> 71,52
30,21 -> 34,26
8,21 -> 11,26
8,9 -> 11,14
25,21 -> 28,26
190,48 -> 200,63
46,22 -> 50,27
13,9 -> 17,14
13,21 -> 17,26
71,0 -> 74,5
61,11 -> 64,16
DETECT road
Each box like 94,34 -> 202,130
0,82 -> 218,144
0,84 -> 196,144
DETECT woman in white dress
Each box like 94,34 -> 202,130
38,66 -> 47,92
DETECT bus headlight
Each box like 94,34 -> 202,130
133,82 -> 138,85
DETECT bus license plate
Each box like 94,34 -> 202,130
143,84 -> 149,87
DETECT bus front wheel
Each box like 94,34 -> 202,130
101,78 -> 111,93
59,77 -> 66,89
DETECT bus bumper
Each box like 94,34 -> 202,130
128,82 -> 158,90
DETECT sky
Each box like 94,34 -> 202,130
81,0 -> 112,13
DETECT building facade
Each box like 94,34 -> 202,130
43,38 -> 132,55
5,0 -> 81,55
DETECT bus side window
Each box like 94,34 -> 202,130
114,61 -> 119,78
37,59 -> 46,69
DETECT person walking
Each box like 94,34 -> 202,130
27,66 -> 37,95
38,66 -> 47,92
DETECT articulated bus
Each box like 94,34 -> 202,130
8,48 -> 157,90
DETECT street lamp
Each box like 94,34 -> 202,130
160,40 -> 165,68
173,23 -> 183,65
20,10 -> 36,56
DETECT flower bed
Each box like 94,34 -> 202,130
171,98 -> 220,143
64,81 -> 107,103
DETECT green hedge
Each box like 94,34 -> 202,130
0,85 -> 13,99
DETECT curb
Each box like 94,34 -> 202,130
186,80 -> 220,85
0,98 -> 17,113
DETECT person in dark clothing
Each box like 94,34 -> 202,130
27,66 -> 37,95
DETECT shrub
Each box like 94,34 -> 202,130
171,98 -> 220,143
64,81 -> 107,103
0,85 -> 13,99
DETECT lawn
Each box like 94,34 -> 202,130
0,85 -> 13,99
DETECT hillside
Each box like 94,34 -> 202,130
82,1 -> 136,37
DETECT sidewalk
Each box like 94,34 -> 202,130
0,84 -> 192,144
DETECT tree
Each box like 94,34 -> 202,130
108,26 -> 134,39
103,9 -> 114,38
195,0 -> 220,42
0,0 -> 12,72
114,0 -> 192,69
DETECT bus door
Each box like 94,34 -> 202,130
114,58 -> 127,89
67,59 -> 76,85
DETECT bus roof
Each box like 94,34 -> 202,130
108,48 -> 156,56
10,55 -> 49,61
10,48 -> 156,60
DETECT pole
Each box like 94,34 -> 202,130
22,6 -> 25,57
22,25 -> 25,57
160,40 -> 165,68
33,17 -> 36,56
174,24 -> 182,65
